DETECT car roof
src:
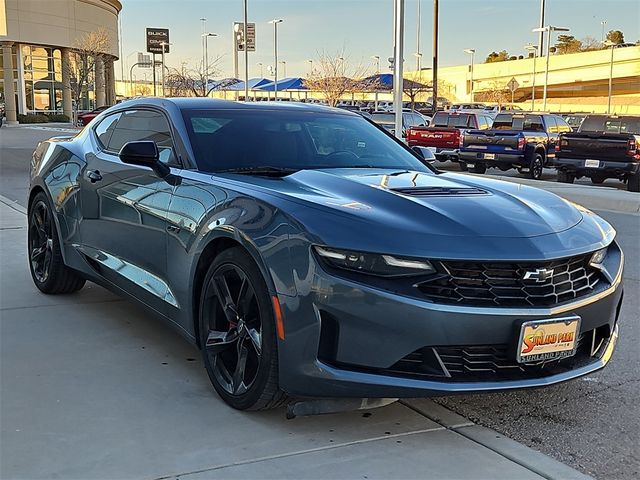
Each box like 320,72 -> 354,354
114,96 -> 355,116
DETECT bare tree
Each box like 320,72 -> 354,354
403,77 -> 432,110
481,80 -> 511,106
64,28 -> 111,122
165,58 -> 223,97
303,51 -> 369,106
580,36 -> 602,51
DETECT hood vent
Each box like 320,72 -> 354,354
390,186 -> 489,197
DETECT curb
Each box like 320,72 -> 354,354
0,193 -> 28,215
402,399 -> 593,480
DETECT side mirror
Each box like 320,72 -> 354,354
412,146 -> 436,163
119,141 -> 169,177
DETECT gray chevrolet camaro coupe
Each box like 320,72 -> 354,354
28,98 -> 624,411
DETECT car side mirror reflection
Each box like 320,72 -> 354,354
119,141 -> 170,178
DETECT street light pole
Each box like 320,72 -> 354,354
416,0 -> 421,71
604,40 -> 615,113
393,0 -> 405,140
601,20 -> 607,44
202,33 -> 217,97
279,61 -> 287,78
307,59 -> 313,75
243,0 -> 249,101
464,48 -> 475,102
160,41 -> 169,97
269,19 -> 283,100
537,0 -> 546,55
432,0 -> 439,116
200,18 -> 206,71
525,44 -> 538,110
533,25 -> 569,111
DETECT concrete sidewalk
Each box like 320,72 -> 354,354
0,199 -> 590,480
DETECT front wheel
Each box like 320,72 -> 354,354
458,161 -> 468,172
529,153 -> 544,180
28,192 -> 85,294
199,247 -> 288,410
628,173 -> 640,193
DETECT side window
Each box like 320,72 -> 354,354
94,113 -> 121,149
556,116 -> 572,133
107,110 -> 178,165
484,116 -> 494,128
545,116 -> 558,134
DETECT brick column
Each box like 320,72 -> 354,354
2,42 -> 18,124
61,48 -> 73,119
95,56 -> 106,107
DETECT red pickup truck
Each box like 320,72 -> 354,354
406,111 -> 494,166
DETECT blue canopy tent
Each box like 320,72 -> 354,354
225,77 -> 272,91
357,73 -> 428,91
257,77 -> 308,92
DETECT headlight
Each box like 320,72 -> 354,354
314,246 -> 436,277
590,247 -> 608,266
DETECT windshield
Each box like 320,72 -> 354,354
492,114 -> 544,131
182,109 -> 431,173
432,112 -> 472,128
579,116 -> 640,134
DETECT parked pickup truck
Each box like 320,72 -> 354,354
551,114 -> 640,192
458,113 -> 572,179
406,111 -> 493,166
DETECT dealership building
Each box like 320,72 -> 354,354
0,0 -> 121,124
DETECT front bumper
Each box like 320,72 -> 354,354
551,156 -> 639,176
277,246 -> 624,398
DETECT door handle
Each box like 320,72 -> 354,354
86,170 -> 103,183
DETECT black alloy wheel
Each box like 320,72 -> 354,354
29,199 -> 53,284
199,247 -> 286,410
27,192 -> 85,294
529,153 -> 544,180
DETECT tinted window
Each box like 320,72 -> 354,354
94,113 -> 121,149
493,114 -> 544,131
579,116 -> 640,134
181,109 -> 431,174
431,112 -> 473,128
107,110 -> 177,164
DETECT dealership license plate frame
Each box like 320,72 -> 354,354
516,316 -> 581,364
484,153 -> 496,160
584,159 -> 601,168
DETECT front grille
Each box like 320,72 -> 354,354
417,253 -> 604,307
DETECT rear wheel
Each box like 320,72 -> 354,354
529,153 -> 544,180
470,163 -> 486,174
28,192 -> 85,294
199,247 -> 287,410
458,161 -> 468,172
557,170 -> 575,184
628,173 -> 640,193
590,175 -> 605,184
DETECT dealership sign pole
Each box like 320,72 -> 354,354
146,28 -> 170,97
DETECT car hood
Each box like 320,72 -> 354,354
225,168 -> 583,239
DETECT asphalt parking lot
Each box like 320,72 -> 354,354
1,126 -> 638,479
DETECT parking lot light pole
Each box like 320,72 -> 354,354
603,40 -> 615,113
463,48 -> 475,102
307,59 -> 313,75
268,19 -> 283,100
371,55 -> 380,111
243,0 -> 249,101
525,44 -> 538,110
533,26 -> 569,111
160,41 -> 171,97
393,0 -> 405,140
257,62 -> 264,77
202,33 -> 217,97
279,61 -> 287,78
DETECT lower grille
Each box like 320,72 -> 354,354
417,253 -> 604,307
379,329 -> 609,382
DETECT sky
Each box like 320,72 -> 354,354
116,0 -> 640,81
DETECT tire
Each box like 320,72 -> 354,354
590,175 -> 605,185
458,161 -> 468,172
628,173 -> 640,193
557,170 -> 575,184
198,247 -> 288,411
470,163 -> 486,174
529,153 -> 544,180
27,192 -> 85,294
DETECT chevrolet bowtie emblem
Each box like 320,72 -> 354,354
523,268 -> 555,283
